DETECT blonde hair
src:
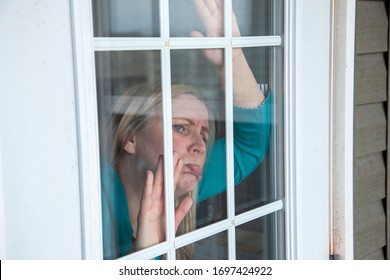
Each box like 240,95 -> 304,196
107,83 -> 215,259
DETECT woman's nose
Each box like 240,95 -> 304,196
189,134 -> 206,155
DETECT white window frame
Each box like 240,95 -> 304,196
288,0 -> 331,259
70,0 -> 331,260
330,0 -> 355,260
0,137 -> 5,260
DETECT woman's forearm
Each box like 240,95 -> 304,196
216,50 -> 264,108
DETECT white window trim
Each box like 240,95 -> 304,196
284,0 -> 301,260
70,0 -> 103,260
223,0 -> 236,260
330,0 -> 355,260
0,137 -> 6,259
284,0 -> 332,260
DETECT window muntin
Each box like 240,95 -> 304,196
92,0 -> 284,260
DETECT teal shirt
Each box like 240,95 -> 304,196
101,95 -> 271,259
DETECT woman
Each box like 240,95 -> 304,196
101,0 -> 271,259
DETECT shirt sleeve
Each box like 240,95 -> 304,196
101,159 -> 134,259
197,94 -> 271,202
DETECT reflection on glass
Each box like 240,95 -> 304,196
233,0 -> 284,36
171,49 -> 222,90
170,49 -> 227,231
92,0 -> 159,37
236,213 -> 283,260
191,231 -> 228,259
170,0 -> 224,37
233,47 -> 277,214
96,51 -> 167,259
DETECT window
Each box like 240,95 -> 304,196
89,0 -> 285,260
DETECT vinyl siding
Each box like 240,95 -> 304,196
354,0 -> 388,260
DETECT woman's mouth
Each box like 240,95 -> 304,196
182,164 -> 203,180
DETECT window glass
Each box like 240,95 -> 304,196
169,0 -> 224,37
92,0 -> 284,260
192,231 -> 228,259
95,50 -> 166,259
236,212 -> 284,260
170,49 -> 227,230
234,46 -> 280,214
233,0 -> 284,36
92,0 -> 160,37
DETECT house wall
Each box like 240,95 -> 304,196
0,0 -> 83,259
354,0 -> 388,259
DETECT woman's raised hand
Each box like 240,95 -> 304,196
133,153 -> 193,251
192,0 -> 263,107
191,0 -> 242,66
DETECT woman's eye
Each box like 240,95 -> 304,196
173,125 -> 185,133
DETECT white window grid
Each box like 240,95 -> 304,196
71,0 -> 287,260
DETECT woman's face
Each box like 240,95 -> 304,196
129,93 -> 210,197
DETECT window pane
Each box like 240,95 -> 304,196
171,49 -> 222,90
169,0 -> 224,37
233,46 -> 282,215
95,50 -> 167,259
191,231 -> 228,259
233,0 -> 284,36
92,0 -> 160,37
91,0 -> 285,261
170,49 -> 227,230
236,212 -> 284,260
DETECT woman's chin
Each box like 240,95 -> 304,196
175,175 -> 199,197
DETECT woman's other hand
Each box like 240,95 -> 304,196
133,153 -> 193,251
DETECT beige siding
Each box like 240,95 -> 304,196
354,153 -> 386,208
360,248 -> 386,260
387,0 -> 390,260
354,0 -> 388,259
355,54 -> 387,105
355,1 -> 388,54
354,201 -> 387,259
354,103 -> 386,156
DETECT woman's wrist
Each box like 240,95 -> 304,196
232,48 -> 244,62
